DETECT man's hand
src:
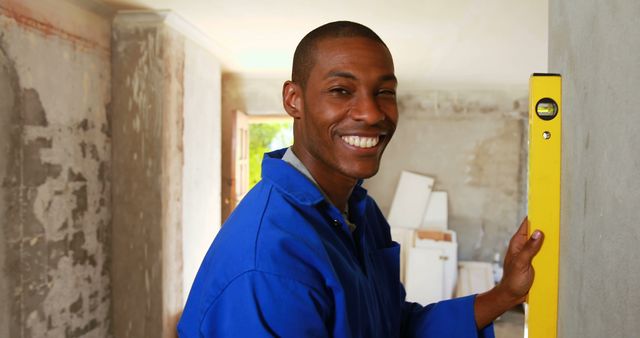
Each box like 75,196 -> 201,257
499,217 -> 544,303
474,217 -> 544,329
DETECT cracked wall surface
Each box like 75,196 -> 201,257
0,1 -> 112,337
365,90 -> 528,262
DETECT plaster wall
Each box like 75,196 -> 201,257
364,90 -> 528,261
549,1 -> 640,336
111,13 -> 181,338
0,0 -> 112,336
226,75 -> 287,116
181,37 -> 222,305
111,11 -> 222,337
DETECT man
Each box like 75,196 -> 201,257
178,21 -> 543,337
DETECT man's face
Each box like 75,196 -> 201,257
292,37 -> 398,181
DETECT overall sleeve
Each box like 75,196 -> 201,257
401,294 -> 495,338
194,270 -> 331,338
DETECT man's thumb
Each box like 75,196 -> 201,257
520,230 -> 544,265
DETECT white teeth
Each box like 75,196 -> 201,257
341,135 -> 380,148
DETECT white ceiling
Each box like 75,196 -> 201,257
101,0 -> 548,88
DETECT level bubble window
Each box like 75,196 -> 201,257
535,98 -> 558,120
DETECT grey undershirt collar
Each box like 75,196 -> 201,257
282,147 -> 356,233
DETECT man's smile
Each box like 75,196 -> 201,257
340,134 -> 387,149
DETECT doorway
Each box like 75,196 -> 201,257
222,111 -> 293,222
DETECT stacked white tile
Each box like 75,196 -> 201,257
387,171 -> 434,229
404,247 -> 444,306
414,238 -> 458,300
390,227 -> 415,284
387,171 -> 461,303
421,191 -> 448,230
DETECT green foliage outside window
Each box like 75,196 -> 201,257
249,122 -> 293,188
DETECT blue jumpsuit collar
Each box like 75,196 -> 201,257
262,148 -> 367,206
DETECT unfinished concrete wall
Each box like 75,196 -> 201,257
550,1 -> 640,337
0,0 -> 113,337
365,90 -> 528,261
112,11 -> 221,338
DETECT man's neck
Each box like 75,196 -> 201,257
290,145 -> 356,212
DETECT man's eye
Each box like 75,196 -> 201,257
378,89 -> 396,97
330,87 -> 350,95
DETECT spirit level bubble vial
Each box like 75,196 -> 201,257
526,73 -> 562,338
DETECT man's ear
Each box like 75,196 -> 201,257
282,80 -> 303,119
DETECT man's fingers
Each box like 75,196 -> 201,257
507,217 -> 530,255
515,217 -> 529,238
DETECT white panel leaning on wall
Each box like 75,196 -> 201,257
387,171 -> 460,305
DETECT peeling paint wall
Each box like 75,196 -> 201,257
364,89 -> 528,262
0,1 -> 112,337
111,11 -> 222,338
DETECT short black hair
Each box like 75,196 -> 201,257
292,21 -> 388,88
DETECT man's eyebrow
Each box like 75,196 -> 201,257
326,71 -> 357,80
379,74 -> 398,83
325,71 -> 398,83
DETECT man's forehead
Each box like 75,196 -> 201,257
314,36 -> 390,55
312,37 -> 394,71
324,70 -> 397,84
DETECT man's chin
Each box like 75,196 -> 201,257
344,164 -> 380,180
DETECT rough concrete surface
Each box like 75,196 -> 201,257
0,2 -> 112,337
111,19 -> 177,338
550,0 -> 640,337
0,28 -> 17,338
112,11 -> 222,338
365,90 -> 528,262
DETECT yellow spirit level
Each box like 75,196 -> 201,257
525,73 -> 562,338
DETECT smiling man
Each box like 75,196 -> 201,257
178,21 -> 543,337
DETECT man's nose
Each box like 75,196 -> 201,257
349,94 -> 386,125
